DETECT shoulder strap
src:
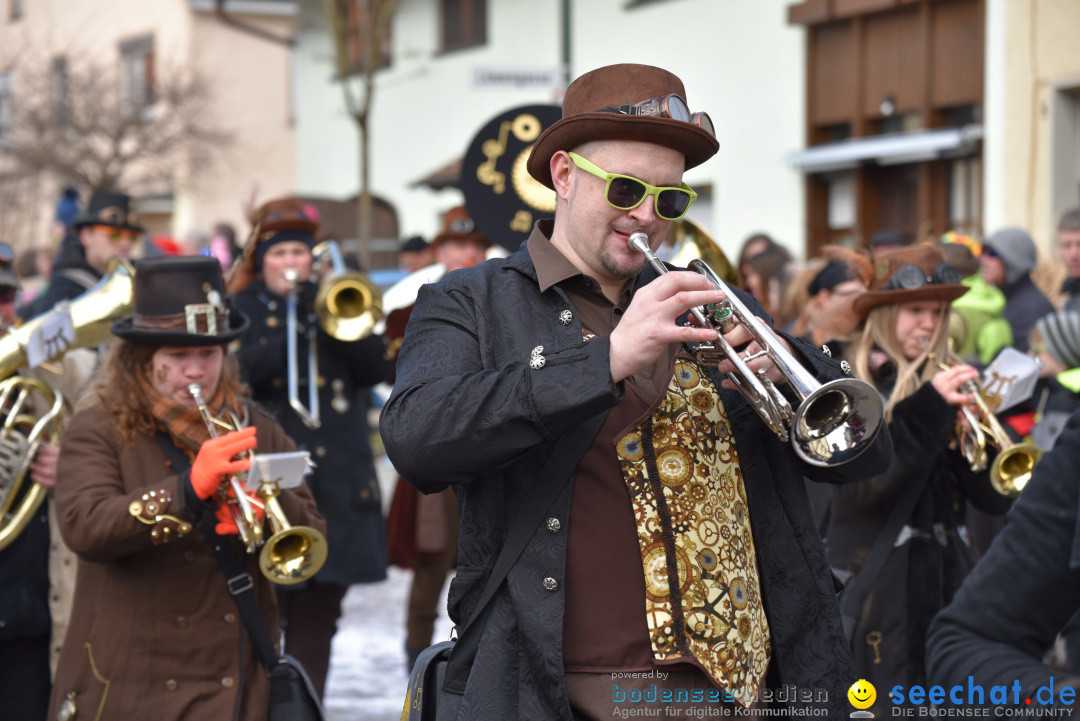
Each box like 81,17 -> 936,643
442,411 -> 607,693
154,432 -> 280,670
836,469 -> 931,640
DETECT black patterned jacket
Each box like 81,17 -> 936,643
380,223 -> 892,720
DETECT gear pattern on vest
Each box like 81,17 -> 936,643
616,359 -> 771,704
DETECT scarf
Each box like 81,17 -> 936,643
135,371 -> 243,460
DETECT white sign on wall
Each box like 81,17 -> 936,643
472,66 -> 563,90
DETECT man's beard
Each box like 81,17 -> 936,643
597,240 -> 648,281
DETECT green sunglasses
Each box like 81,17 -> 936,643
568,152 -> 697,221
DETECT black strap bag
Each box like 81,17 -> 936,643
402,413 -> 605,721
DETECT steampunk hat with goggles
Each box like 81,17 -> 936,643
853,245 -> 968,319
526,63 -> 719,190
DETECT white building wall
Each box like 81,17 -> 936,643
294,0 -> 806,259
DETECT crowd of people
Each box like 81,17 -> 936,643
3,61 -> 1080,720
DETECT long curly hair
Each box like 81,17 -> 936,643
94,340 -> 249,442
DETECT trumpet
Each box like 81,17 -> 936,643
630,232 -> 884,467
187,383 -> 328,584
931,354 -> 1041,498
189,383 -> 262,552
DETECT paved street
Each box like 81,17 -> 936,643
324,566 -> 454,721
322,452 -> 454,720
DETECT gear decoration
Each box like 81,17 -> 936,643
461,104 -> 562,252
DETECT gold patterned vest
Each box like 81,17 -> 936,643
616,359 -> 771,705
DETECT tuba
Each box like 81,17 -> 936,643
188,383 -> 328,584
0,377 -> 63,551
630,232 -> 884,467
932,353 -> 1041,498
0,257 -> 135,550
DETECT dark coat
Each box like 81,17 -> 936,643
1001,276 -> 1055,353
233,279 -> 392,585
18,230 -> 100,321
926,409 -> 1080,711
380,239 -> 892,720
826,379 -> 1011,714
48,402 -> 325,721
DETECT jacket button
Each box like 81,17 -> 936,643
224,613 -> 237,624
543,577 -> 558,591
315,446 -> 327,457
165,679 -> 178,691
546,518 -> 561,533
266,316 -> 279,328
222,676 -> 235,688
175,616 -> 188,629
559,309 -> 573,326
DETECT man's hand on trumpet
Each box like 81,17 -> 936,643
609,271 -> 724,383
715,318 -> 795,390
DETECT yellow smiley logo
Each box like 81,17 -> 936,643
848,679 -> 876,709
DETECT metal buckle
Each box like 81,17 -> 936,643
185,303 -> 218,335
227,572 -> 254,595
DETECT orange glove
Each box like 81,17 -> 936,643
213,486 -> 265,536
190,427 -> 257,500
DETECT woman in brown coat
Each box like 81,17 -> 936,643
47,256 -> 324,721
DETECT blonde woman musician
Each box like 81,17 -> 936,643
824,245 -> 1012,715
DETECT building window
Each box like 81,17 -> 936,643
440,0 -> 486,53
0,71 -> 12,146
52,56 -> 68,129
119,34 -> 155,118
341,0 -> 392,74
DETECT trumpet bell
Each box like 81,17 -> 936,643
315,271 -> 383,342
792,378 -> 885,467
990,443 -> 1042,498
259,525 -> 328,585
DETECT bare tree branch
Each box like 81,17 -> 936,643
0,50 -> 232,194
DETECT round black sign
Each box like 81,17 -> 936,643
460,104 -> 562,252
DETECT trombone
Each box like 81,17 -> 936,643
285,240 -> 384,429
188,383 -> 328,583
630,232 -> 884,467
931,354 -> 1041,498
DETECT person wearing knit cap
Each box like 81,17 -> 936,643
381,63 -> 891,719
981,227 -> 1054,352
229,198 -> 393,700
1030,311 -> 1080,451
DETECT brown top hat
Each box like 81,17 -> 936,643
526,63 -> 719,190
112,256 -> 248,346
853,245 -> 968,319
430,206 -> 489,248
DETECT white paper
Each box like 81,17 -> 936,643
981,347 -> 1040,413
244,451 -> 312,492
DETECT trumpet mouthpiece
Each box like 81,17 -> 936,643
629,232 -> 650,254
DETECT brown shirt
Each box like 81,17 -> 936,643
528,224 -> 678,671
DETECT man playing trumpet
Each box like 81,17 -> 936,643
382,63 -> 891,719
47,256 -> 323,721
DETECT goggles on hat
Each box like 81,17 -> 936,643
568,152 -> 697,221
600,93 -> 716,138
882,262 -> 963,291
